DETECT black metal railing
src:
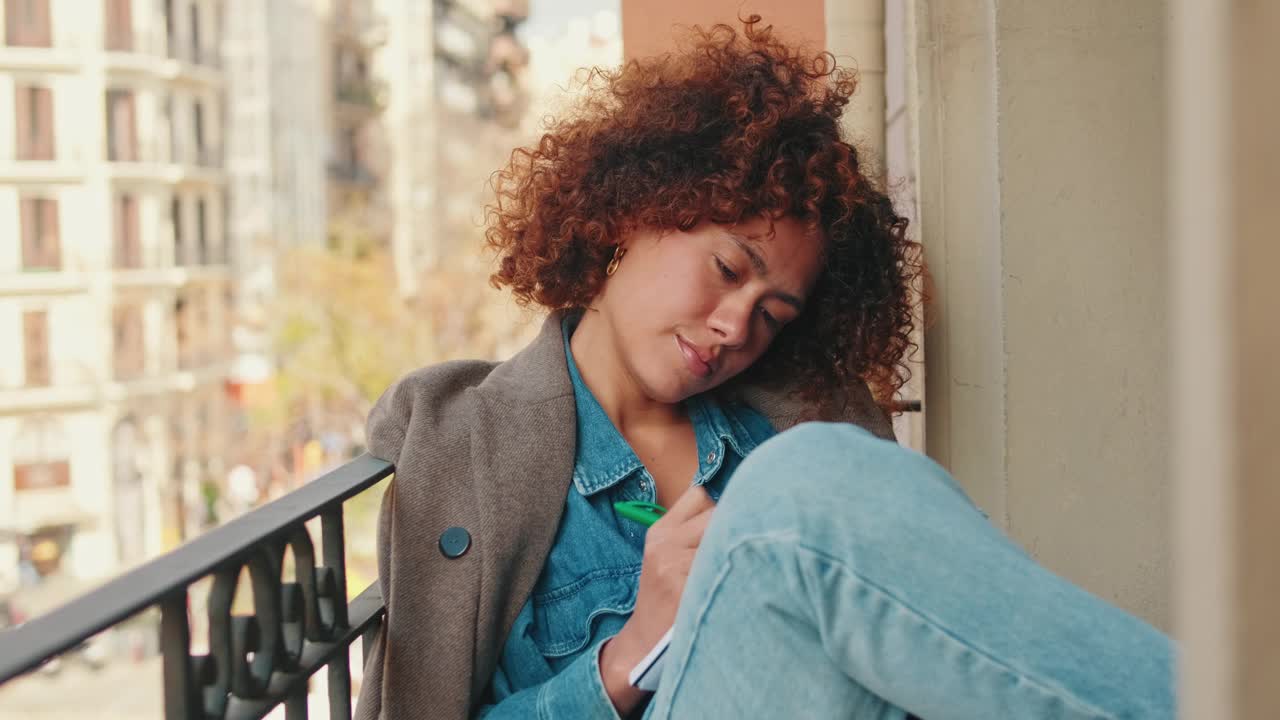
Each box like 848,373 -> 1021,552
0,453 -> 394,720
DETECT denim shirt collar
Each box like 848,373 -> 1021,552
563,315 -> 763,497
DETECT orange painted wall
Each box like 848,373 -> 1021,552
620,0 -> 825,61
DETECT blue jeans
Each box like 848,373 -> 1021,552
643,423 -> 1176,719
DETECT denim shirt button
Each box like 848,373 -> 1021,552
707,451 -> 717,462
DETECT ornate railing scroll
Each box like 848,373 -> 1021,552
0,453 -> 394,720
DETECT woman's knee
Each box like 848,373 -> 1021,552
722,421 -> 975,521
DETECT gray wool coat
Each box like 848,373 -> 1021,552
353,311 -> 893,719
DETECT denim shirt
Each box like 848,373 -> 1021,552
477,317 -> 775,718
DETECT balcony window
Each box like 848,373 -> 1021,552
104,0 -> 133,51
164,95 -> 177,162
13,416 -> 71,493
174,295 -> 190,369
23,310 -> 50,386
196,197 -> 208,263
14,84 -> 54,161
20,196 -> 61,271
193,100 -> 206,165
4,0 -> 52,47
114,193 -> 141,268
188,1 -> 200,63
106,89 -> 138,162
220,189 -> 231,265
112,304 -> 145,379
163,0 -> 175,57
172,195 -> 185,265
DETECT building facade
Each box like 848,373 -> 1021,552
328,0 -> 391,253
373,0 -> 529,296
222,0 -> 331,366
0,0 -> 232,591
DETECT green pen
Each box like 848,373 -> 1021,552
613,500 -> 667,527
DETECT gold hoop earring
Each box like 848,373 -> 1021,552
605,246 -> 626,276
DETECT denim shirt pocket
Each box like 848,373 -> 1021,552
528,564 -> 641,658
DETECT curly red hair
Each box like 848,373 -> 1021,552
486,15 -> 923,414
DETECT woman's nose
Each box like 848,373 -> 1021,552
709,302 -> 752,348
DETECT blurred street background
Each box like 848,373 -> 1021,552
0,0 -> 622,715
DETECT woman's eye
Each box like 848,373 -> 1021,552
715,257 -> 739,282
759,307 -> 780,330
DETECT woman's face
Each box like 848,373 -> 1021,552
593,215 -> 824,403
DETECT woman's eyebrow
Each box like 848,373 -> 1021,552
724,231 -> 805,310
725,231 -> 769,275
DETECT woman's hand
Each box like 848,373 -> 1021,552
599,485 -> 716,713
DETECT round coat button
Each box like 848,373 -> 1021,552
439,527 -> 471,558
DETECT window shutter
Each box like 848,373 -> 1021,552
15,85 -> 31,159
106,0 -> 134,51
20,197 -> 38,268
196,197 -> 207,263
4,0 -> 18,45
23,311 -> 50,386
106,90 -> 135,162
107,90 -> 138,162
105,93 -> 115,161
112,306 -> 125,375
35,86 -> 54,160
7,0 -> 53,47
172,196 -> 184,264
188,3 -> 200,62
113,195 -> 124,266
114,194 -> 140,267
124,195 -> 139,266
41,197 -> 60,268
113,305 -> 144,378
124,92 -> 138,161
31,0 -> 53,47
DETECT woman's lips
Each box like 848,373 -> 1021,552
676,335 -> 714,378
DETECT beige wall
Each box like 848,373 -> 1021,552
912,0 -> 1171,628
1230,3 -> 1280,712
622,0 -> 823,61
1171,0 -> 1280,716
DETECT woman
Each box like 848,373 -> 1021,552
354,17 -> 1174,720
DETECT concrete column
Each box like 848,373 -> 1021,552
911,0 -> 1170,628
910,0 -> 1006,528
1171,1 -> 1280,717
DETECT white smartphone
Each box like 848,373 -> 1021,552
627,627 -> 674,691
